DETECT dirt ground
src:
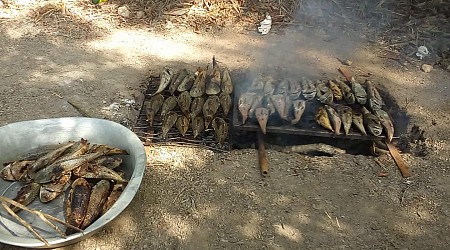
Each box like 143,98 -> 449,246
0,0 -> 449,249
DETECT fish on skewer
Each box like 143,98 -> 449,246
316,106 -> 334,132
145,94 -> 164,127
329,80 -> 343,101
190,68 -> 207,97
255,107 -> 269,134
219,92 -> 232,117
316,81 -> 333,104
250,74 -> 265,92
203,95 -> 220,129
291,100 -> 306,125
263,76 -> 275,96
192,116 -> 205,138
176,115 -> 190,137
288,79 -> 302,100
177,91 -> 192,116
324,105 -> 342,135
189,97 -> 204,120
373,108 -> 394,142
301,77 -> 316,100
153,67 -> 175,96
177,73 -> 196,92
365,80 -> 384,111
238,92 -> 257,124
362,107 -> 382,136
352,112 -> 367,135
351,77 -> 367,105
221,69 -> 233,94
212,117 -> 228,145
271,94 -> 288,121
249,95 -> 263,119
161,111 -> 178,139
275,79 -> 289,95
169,68 -> 189,95
336,105 -> 353,135
160,96 -> 177,120
206,56 -> 221,95
335,79 -> 355,104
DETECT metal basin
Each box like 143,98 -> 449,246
0,117 -> 146,248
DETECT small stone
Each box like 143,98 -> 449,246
421,64 -> 433,73
118,6 -> 131,18
343,59 -> 353,66
135,11 -> 145,19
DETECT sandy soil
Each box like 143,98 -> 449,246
0,0 -> 449,249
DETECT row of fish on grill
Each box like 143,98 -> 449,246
0,138 -> 128,234
238,75 -> 394,141
146,58 -> 233,144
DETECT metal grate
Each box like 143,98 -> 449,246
132,76 -> 232,151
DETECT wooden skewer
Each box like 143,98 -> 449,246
386,142 -> 410,177
257,131 -> 269,177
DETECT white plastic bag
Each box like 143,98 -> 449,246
258,15 -> 272,35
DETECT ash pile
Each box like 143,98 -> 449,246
134,57 -> 234,150
235,74 -> 396,142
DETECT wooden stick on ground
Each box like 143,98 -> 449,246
386,142 -> 410,177
257,131 -> 269,177
338,67 -> 353,82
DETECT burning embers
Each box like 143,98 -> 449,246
143,57 -> 233,145
237,75 -> 395,142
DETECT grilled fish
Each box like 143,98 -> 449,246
145,94 -> 164,127
249,95 -> 263,119
87,144 -> 129,155
250,75 -> 265,92
301,78 -> 316,100
65,178 -> 91,235
162,111 -> 178,139
161,96 -> 177,119
351,77 -> 367,105
203,95 -> 220,129
153,67 -> 174,96
28,141 -> 76,174
329,80 -> 343,101
238,92 -> 256,124
176,115 -> 190,137
55,138 -> 90,163
177,73 -> 196,92
80,180 -> 111,229
0,164 -> 16,181
40,172 -> 72,203
221,69 -> 233,94
101,183 -> 124,216
10,182 -> 40,213
352,112 -> 367,135
262,95 -> 276,116
206,58 -> 221,95
7,160 -> 33,181
337,105 -> 353,135
190,68 -> 207,97
263,76 -> 275,96
291,100 -> 306,125
324,105 -> 342,135
90,156 -> 122,169
189,97 -> 204,120
271,94 -> 288,120
212,117 -> 228,145
169,68 -> 189,95
288,79 -> 302,100
177,91 -> 192,116
33,151 -> 105,184
316,106 -> 334,132
192,116 -> 205,138
219,92 -> 232,117
335,79 -> 355,104
316,81 -> 333,104
373,108 -> 394,141
363,113 -> 383,136
366,80 -> 384,111
74,163 -> 127,183
255,107 -> 269,134
275,79 -> 289,95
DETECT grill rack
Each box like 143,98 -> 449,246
133,76 -> 232,151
